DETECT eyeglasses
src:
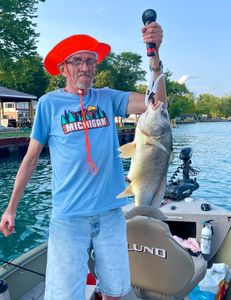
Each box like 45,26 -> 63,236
66,57 -> 97,67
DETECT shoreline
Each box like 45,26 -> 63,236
0,120 -> 230,157
0,128 -> 135,158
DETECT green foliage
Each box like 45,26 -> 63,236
0,55 -> 48,98
136,84 -> 148,94
195,94 -> 217,117
165,71 -> 231,119
0,0 -> 47,97
195,94 -> 231,118
168,94 -> 195,119
0,0 -> 45,60
94,70 -> 114,88
165,70 -> 193,119
46,74 -> 66,92
165,70 -> 190,97
219,96 -> 231,118
94,52 -> 146,91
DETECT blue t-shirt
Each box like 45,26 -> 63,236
31,88 -> 130,218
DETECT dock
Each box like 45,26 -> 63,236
0,137 -> 30,157
0,127 -> 135,158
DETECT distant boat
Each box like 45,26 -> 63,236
170,119 -> 177,127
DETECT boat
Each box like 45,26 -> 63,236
1,147 -> 231,299
170,118 -> 177,128
0,197 -> 230,300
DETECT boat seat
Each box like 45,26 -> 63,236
126,215 -> 207,300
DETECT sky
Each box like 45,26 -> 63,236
36,0 -> 231,97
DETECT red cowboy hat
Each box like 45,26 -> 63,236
44,34 -> 111,76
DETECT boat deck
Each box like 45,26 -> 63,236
19,281 -> 44,300
19,281 -> 96,300
1,200 -> 230,300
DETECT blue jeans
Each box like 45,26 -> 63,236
44,208 -> 131,299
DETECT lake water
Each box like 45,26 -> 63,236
0,122 -> 231,263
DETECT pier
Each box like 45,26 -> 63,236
117,127 -> 135,144
0,137 -> 30,157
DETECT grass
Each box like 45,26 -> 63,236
0,129 -> 31,139
117,125 -> 136,130
0,126 -> 135,139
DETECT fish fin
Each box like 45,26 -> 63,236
118,142 -> 136,158
145,136 -> 168,153
117,184 -> 134,198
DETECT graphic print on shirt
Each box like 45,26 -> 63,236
61,105 -> 110,134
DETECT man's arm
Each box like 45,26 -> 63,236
126,21 -> 166,115
126,63 -> 166,115
0,139 -> 44,237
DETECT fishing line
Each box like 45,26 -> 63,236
0,259 -> 45,277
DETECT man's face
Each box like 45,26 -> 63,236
60,52 -> 97,90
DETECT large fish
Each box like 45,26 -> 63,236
117,99 -> 173,212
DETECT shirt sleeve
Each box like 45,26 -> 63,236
30,96 -> 50,145
110,89 -> 131,117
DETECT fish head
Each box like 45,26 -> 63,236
138,101 -> 170,137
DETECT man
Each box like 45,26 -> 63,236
0,22 -> 165,300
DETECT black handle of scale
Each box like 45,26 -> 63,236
142,9 -> 157,56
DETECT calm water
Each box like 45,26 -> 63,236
0,122 -> 231,263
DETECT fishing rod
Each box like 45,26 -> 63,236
142,9 -> 165,107
0,259 -> 45,277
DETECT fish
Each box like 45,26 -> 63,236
117,100 -> 173,211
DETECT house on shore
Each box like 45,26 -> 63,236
0,86 -> 37,127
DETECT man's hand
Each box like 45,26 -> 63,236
0,210 -> 16,237
142,22 -> 163,50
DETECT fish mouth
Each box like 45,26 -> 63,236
148,100 -> 161,110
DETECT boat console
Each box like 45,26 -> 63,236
123,200 -> 231,299
160,198 -> 231,262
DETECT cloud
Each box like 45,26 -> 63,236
178,75 -> 190,84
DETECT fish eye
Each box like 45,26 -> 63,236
161,110 -> 168,118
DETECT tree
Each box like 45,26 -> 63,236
136,84 -> 148,94
195,94 -> 231,118
0,0 -> 48,97
113,52 -> 146,91
168,94 -> 195,119
165,70 -> 190,98
46,74 -> 66,92
195,94 -> 218,118
0,56 -> 49,98
0,0 -> 45,61
16,56 -> 48,98
94,52 -> 146,91
164,70 -> 194,119
94,70 -> 114,88
220,96 -> 231,117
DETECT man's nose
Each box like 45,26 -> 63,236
79,61 -> 90,71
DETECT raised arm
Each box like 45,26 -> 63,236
126,21 -> 166,115
0,139 -> 44,237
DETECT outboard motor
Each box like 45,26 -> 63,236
165,147 -> 200,201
